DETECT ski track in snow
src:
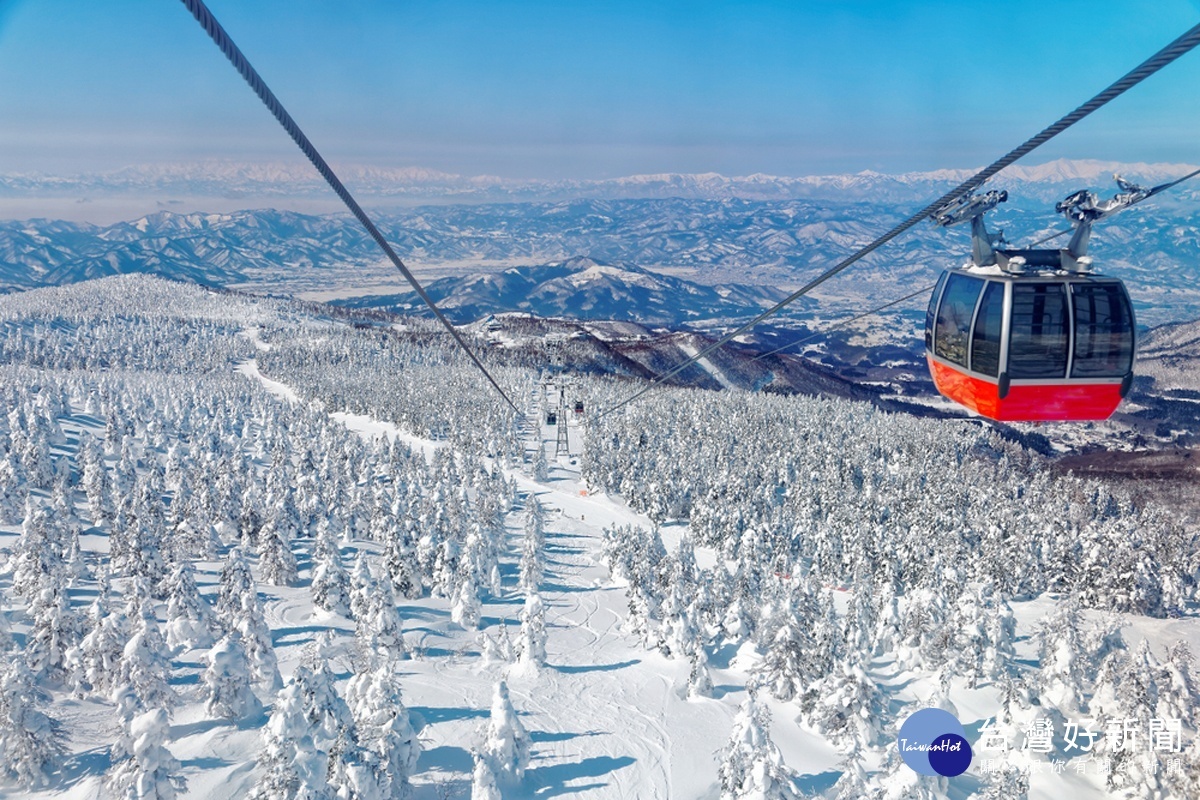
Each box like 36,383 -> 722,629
676,341 -> 735,390
234,358 -> 299,404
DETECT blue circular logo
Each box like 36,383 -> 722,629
897,709 -> 973,777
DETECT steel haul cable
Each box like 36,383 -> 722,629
179,0 -> 520,414
599,20 -> 1200,418
751,284 -> 935,363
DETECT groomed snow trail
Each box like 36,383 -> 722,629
235,363 -> 745,798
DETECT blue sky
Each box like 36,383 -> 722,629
1,0 -> 1199,179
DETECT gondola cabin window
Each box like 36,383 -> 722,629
969,281 -> 1005,377
924,272 -> 947,351
1071,283 -> 1135,378
933,273 -> 983,367
1008,283 -> 1069,378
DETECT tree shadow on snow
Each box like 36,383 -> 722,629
552,659 -> 639,674
417,744 -> 473,774
170,717 -> 229,738
526,754 -> 636,797
795,770 -> 841,795
710,683 -> 745,700
483,595 -> 527,608
410,705 -> 488,726
530,730 -> 604,744
48,746 -> 112,790
271,624 -> 336,646
536,581 -> 590,594
396,604 -> 451,623
705,642 -> 741,670
544,544 -> 585,557
181,756 -> 232,770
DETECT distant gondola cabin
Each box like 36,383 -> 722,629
546,412 -> 557,425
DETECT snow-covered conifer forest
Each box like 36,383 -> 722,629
1,274 -> 1198,799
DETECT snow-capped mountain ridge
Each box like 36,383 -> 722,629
334,256 -> 804,326
5,158 -> 1197,206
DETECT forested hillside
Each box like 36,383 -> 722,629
0,275 -> 1196,799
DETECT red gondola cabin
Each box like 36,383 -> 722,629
924,266 -> 1135,421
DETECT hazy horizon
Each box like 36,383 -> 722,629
3,154 -> 1199,224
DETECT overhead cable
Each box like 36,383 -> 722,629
751,284 -> 935,363
178,0 -> 520,413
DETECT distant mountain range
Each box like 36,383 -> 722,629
332,256 -> 809,326
0,210 -> 378,291
1138,318 -> 1200,393
3,190 -> 1197,325
4,158 -> 1199,206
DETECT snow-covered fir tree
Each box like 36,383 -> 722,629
349,552 -> 377,622
117,603 -> 176,712
0,659 -> 64,788
826,744 -> 884,800
62,523 -> 92,583
253,661 -> 355,800
25,576 -> 82,682
345,663 -> 421,799
660,566 -> 703,661
686,642 -> 714,699
872,747 -> 947,800
211,548 -> 281,690
518,497 -> 545,593
203,631 -> 264,722
452,562 -> 483,630
531,442 -> 548,482
602,523 -> 668,648
0,607 -> 11,655
163,560 -> 218,651
479,680 -> 531,787
517,590 -> 547,672
717,694 -> 801,800
1159,640 -> 1200,727
106,708 -> 187,800
257,515 -> 300,587
753,580 -> 816,702
1036,597 -> 1090,715
68,578 -> 128,697
381,521 -> 422,601
977,587 -> 1019,687
480,621 -> 515,666
355,578 -> 409,661
310,523 -> 352,616
803,655 -> 886,747
979,766 -> 1029,800
0,452 -> 24,525
10,500 -> 62,599
216,547 -> 255,626
471,749 -> 502,800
